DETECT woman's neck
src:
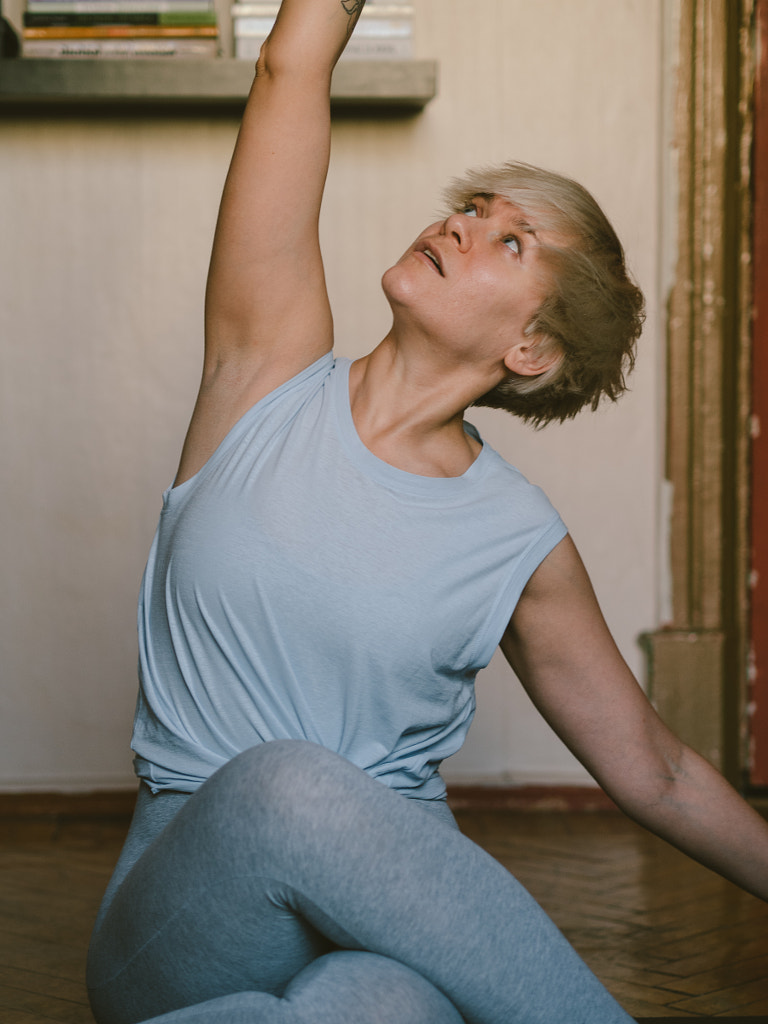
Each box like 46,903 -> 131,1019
347,335 -> 491,478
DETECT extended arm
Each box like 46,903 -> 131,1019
176,0 -> 365,485
502,535 -> 768,902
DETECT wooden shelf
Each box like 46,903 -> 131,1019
0,57 -> 437,113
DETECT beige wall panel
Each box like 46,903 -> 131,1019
0,0 -> 662,790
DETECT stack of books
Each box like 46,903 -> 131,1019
21,0 -> 219,58
232,1 -> 413,62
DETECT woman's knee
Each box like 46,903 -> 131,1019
209,740 -> 366,819
282,951 -> 465,1024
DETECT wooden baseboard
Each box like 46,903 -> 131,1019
2,783 -> 755,819
8,783 -> 761,817
446,784 -> 618,812
0,788 -> 138,818
0,784 -> 621,818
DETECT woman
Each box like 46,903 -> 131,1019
86,2 -> 768,1022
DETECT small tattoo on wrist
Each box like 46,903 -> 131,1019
341,0 -> 364,15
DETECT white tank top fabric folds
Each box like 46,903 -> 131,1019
132,353 -> 567,800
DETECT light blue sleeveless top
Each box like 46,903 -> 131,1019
132,354 -> 567,800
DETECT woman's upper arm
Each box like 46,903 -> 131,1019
500,535 -> 683,810
203,62 -> 334,376
177,0 -> 362,485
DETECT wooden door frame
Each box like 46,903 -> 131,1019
750,0 -> 768,785
642,0 -> 755,787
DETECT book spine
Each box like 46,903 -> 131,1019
234,33 -> 411,60
230,3 -> 412,16
22,33 -> 217,53
24,22 -> 217,35
232,15 -> 411,37
25,9 -> 216,24
26,0 -> 213,11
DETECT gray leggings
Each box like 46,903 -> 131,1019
86,740 -> 634,1024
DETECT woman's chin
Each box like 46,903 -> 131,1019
381,261 -> 424,312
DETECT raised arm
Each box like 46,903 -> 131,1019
176,0 -> 365,485
501,535 -> 768,902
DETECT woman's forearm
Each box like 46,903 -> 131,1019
205,0 -> 363,350
616,743 -> 768,902
262,0 -> 366,76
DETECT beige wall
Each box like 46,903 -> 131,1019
0,0 -> 664,791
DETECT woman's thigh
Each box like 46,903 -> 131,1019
87,766 -> 336,1022
88,740 -> 633,1024
87,744 -> 459,1024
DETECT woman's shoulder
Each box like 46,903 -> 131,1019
168,352 -> 337,502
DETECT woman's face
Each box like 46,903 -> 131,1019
382,194 -> 555,366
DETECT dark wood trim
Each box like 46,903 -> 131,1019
749,0 -> 768,785
447,785 -> 618,813
1,784 -> 764,819
0,788 -> 138,818
0,785 -> 622,818
642,0 -> 755,785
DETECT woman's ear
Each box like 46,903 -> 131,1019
503,336 -> 561,377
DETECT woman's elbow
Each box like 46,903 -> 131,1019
599,734 -> 692,824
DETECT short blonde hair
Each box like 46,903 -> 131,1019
443,162 -> 645,426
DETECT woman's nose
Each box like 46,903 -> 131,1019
441,212 -> 472,250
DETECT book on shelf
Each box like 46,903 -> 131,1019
229,2 -> 412,10
19,0 -> 412,61
25,8 -> 217,24
231,2 -> 413,61
25,0 -> 213,10
230,2 -> 412,19
21,0 -> 219,56
24,21 -> 217,34
234,33 -> 410,61
22,34 -> 217,54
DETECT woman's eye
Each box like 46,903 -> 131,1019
503,236 -> 520,254
463,205 -> 478,217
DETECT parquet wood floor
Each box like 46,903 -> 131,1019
454,810 -> 768,1019
0,807 -> 766,1022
